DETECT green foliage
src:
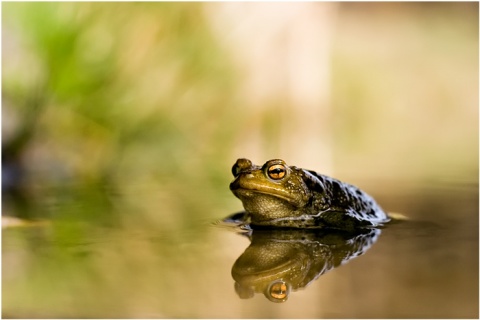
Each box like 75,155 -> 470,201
3,3 -> 240,227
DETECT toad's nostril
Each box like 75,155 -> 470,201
232,158 -> 253,176
232,164 -> 240,177
236,158 -> 252,169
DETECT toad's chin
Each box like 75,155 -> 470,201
230,189 -> 303,222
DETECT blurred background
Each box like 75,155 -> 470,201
2,2 -> 478,318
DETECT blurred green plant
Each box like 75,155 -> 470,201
3,3 -> 242,226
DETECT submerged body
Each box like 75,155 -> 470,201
229,158 -> 389,230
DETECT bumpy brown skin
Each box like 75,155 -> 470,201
229,158 -> 389,230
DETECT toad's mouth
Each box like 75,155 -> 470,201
230,185 -> 299,206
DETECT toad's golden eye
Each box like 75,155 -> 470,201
267,164 -> 286,180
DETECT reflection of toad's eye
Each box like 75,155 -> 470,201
267,280 -> 290,302
267,164 -> 286,180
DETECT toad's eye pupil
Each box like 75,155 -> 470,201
267,165 -> 286,180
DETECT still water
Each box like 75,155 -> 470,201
2,181 -> 478,318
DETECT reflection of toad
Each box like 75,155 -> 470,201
230,158 -> 389,230
231,228 -> 381,302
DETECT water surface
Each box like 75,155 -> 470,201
3,181 -> 478,318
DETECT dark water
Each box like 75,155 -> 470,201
2,182 -> 478,318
